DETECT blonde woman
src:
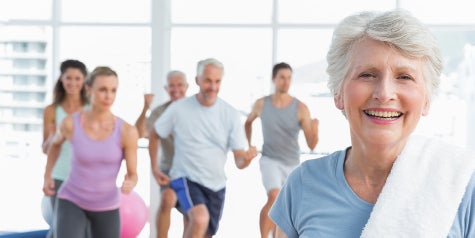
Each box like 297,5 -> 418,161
43,66 -> 138,238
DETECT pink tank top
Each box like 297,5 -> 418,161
58,112 -> 124,211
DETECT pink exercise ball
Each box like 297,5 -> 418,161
120,191 -> 148,238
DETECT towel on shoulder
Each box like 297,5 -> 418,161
361,135 -> 475,238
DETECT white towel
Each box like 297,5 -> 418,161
361,135 -> 475,238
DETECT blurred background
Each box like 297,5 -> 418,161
1,0 -> 475,237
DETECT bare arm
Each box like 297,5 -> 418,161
233,146 -> 258,169
42,105 -> 56,154
43,115 -> 72,196
298,102 -> 319,151
148,129 -> 170,185
244,98 -> 264,146
275,226 -> 289,238
134,94 -> 154,138
121,123 -> 139,194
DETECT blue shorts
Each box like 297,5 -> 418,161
170,177 -> 226,236
159,170 -> 180,210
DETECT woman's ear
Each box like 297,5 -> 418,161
334,94 -> 344,110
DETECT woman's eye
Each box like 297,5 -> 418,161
398,74 -> 413,80
359,73 -> 374,78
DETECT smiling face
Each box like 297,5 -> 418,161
335,38 -> 430,147
61,68 -> 86,96
166,74 -> 188,101
195,64 -> 223,106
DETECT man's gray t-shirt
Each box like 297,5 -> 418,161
154,96 -> 246,191
147,101 -> 173,172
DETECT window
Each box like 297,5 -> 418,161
401,0 -> 475,24
278,0 -> 394,23
414,30 -> 475,145
59,26 -> 151,123
0,0 -> 52,21
172,0 -> 273,24
276,28 -> 351,152
61,0 -> 150,23
171,27 -> 272,112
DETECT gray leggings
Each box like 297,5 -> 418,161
55,198 -> 120,238
50,179 -> 63,208
46,179 -> 63,238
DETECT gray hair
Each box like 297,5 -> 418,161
166,70 -> 187,84
196,58 -> 224,77
326,9 -> 443,102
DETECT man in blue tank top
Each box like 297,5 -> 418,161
245,62 -> 319,238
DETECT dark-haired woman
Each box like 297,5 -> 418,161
41,59 -> 88,237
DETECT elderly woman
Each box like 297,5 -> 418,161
269,10 -> 475,238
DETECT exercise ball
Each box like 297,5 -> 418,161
120,191 -> 148,238
41,196 -> 53,226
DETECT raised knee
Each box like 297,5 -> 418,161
189,209 -> 209,228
